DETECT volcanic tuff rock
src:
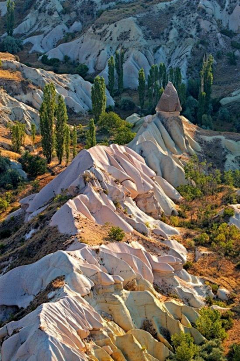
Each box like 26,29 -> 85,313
0,56 -> 114,130
156,82 -> 182,115
20,144 -> 180,239
1,0 -> 239,91
0,241 -> 210,360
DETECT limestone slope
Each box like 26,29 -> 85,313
20,144 -> 180,239
0,241 -> 210,361
1,0 -> 239,91
0,54 -> 114,131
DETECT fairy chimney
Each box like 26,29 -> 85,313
156,82 -> 182,117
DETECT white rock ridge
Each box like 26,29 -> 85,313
0,241 -> 211,360
21,144 -> 181,239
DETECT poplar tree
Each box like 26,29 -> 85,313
115,50 -> 124,94
40,83 -> 56,164
91,76 -> 106,122
56,95 -> 68,164
108,56 -> 115,97
72,125 -> 77,158
86,118 -> 96,149
197,91 -> 206,124
200,54 -> 213,113
11,122 -> 25,153
64,125 -> 70,164
138,68 -> 146,111
174,67 -> 182,92
6,0 -> 15,36
159,63 -> 167,88
31,123 -> 36,145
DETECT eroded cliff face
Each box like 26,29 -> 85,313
0,239 -> 210,361
0,0 -> 239,89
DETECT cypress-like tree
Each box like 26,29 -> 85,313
138,68 -> 146,111
39,83 -> 56,164
200,54 -> 213,113
197,91 -> 206,124
11,122 -> 25,153
108,56 -> 115,97
64,125 -> 70,164
159,63 -> 167,88
174,67 -> 182,92
91,76 -> 106,122
169,67 -> 174,83
72,125 -> 77,158
115,50 -> 124,94
56,95 -> 68,164
31,123 -> 36,145
6,0 -> 15,36
86,118 -> 96,149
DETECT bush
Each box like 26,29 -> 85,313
196,308 -> 227,340
119,97 -> 136,111
220,28 -> 235,38
114,126 -> 136,145
183,261 -> 193,270
0,198 -> 9,213
223,207 -> 234,218
198,339 -> 226,361
0,156 -> 23,189
19,152 -> 47,177
194,232 -> 210,245
41,55 -> 60,66
228,342 -> 240,361
231,41 -> 240,49
0,36 -> 22,54
108,226 -> 125,241
75,63 -> 89,78
170,333 -> 198,361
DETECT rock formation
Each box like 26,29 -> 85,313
20,144 -> 180,239
156,82 -> 182,116
0,240 -> 211,360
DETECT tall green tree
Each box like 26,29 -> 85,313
11,122 -> 25,153
159,63 -> 167,88
115,50 -> 124,94
174,67 -> 182,92
6,0 -> 15,36
72,125 -> 77,158
31,123 -> 36,145
39,83 -> 56,164
91,76 -> 106,122
108,56 -> 115,97
197,91 -> 206,124
64,125 -> 70,164
86,118 -> 96,149
200,54 -> 213,113
138,68 -> 146,111
55,95 -> 68,164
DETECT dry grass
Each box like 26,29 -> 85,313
0,69 -> 23,81
0,52 -> 16,61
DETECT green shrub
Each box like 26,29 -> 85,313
194,232 -> 210,245
196,308 -> 227,340
198,339 -> 226,361
19,151 -> 47,177
170,333 -> 198,361
228,342 -> 240,361
108,226 -> 125,241
183,261 -> 193,270
0,198 -> 9,212
223,207 -> 234,218
0,36 -> 22,53
119,97 -> 135,111
231,41 -> 240,49
220,28 -> 235,38
75,63 -> 89,78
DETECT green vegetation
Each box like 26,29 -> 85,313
19,151 -> 47,177
39,83 -> 56,164
0,155 -> 23,190
31,123 -> 36,145
98,111 -> 135,145
91,76 -> 107,122
72,125 -> 77,159
108,56 -> 115,96
228,343 -> 240,361
56,95 -> 68,164
115,50 -> 124,94
196,308 -> 227,341
11,122 -> 25,153
64,125 -> 71,165
6,0 -> 15,36
108,226 -> 125,241
86,118 -> 96,149
169,333 -> 198,361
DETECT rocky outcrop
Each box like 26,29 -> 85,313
0,241 -> 210,360
0,57 -> 114,129
20,144 -> 180,238
156,82 -> 182,115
